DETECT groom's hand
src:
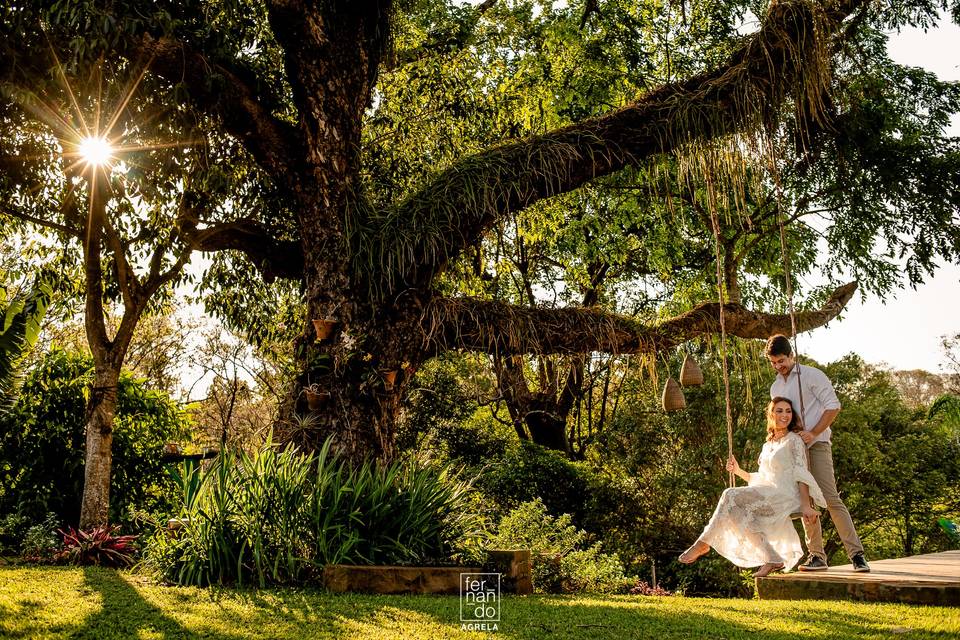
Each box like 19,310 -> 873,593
799,431 -> 814,444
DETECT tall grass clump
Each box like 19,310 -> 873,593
141,438 -> 485,586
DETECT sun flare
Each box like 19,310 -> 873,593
78,136 -> 113,166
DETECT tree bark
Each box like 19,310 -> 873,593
79,369 -> 119,529
78,168 -> 118,528
426,282 -> 857,356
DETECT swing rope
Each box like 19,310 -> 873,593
707,162 -> 804,489
705,176 -> 736,488
772,172 -> 807,423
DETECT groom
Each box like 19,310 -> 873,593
765,335 -> 870,573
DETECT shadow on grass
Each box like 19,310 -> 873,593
67,566 -> 216,640
519,595 -> 960,639
196,588 -> 960,639
0,593 -> 42,639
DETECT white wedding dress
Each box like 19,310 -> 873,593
697,431 -> 826,570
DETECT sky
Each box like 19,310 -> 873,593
799,17 -> 960,373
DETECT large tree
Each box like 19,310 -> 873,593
3,0 -> 959,466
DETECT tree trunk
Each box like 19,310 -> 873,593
79,368 -> 119,528
525,401 -> 571,453
903,498 -> 913,557
285,303 -> 430,463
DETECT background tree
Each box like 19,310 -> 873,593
889,368 -> 947,409
186,326 -> 281,450
0,44 -> 278,525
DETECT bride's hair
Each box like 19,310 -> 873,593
766,397 -> 801,441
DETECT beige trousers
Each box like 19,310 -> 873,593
803,441 -> 864,560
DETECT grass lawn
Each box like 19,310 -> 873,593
1,564 -> 958,639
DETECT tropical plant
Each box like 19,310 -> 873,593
142,438 -> 485,587
0,274 -> 52,412
56,525 -> 138,567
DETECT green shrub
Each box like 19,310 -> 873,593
477,441 -> 591,523
0,349 -> 190,528
0,513 -> 30,555
398,355 -> 509,465
21,513 -> 60,562
489,499 -> 632,594
142,438 -> 486,586
670,555 -> 754,598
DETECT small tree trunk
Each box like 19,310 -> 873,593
79,369 -> 119,528
526,406 -> 570,453
903,498 -> 913,557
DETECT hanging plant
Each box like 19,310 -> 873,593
312,318 -> 338,342
303,384 -> 330,410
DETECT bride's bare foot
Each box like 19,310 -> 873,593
753,562 -> 785,578
678,541 -> 709,564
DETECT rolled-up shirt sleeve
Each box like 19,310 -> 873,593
808,367 -> 841,410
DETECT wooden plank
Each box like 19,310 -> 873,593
756,551 -> 960,606
323,565 -> 483,595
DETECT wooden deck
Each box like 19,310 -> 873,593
756,550 -> 960,606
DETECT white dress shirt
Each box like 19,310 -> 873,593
769,363 -> 841,445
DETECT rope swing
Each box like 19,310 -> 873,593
705,174 -> 736,489
772,167 -> 807,424
668,154 -> 807,493
707,175 -> 806,489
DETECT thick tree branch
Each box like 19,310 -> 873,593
184,219 -> 304,281
133,34 -> 303,186
425,282 -> 857,356
101,213 -> 143,311
387,0 -> 865,294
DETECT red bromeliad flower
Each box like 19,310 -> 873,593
56,525 -> 138,567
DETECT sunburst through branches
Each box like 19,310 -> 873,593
77,136 -> 113,167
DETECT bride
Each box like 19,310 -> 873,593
679,397 -> 827,577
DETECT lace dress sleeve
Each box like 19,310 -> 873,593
787,433 -> 826,507
746,443 -> 774,487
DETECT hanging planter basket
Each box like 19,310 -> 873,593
312,319 -> 338,342
305,389 -> 330,411
661,377 -> 686,412
679,355 -> 704,387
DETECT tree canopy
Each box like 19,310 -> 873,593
2,0 -> 959,463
